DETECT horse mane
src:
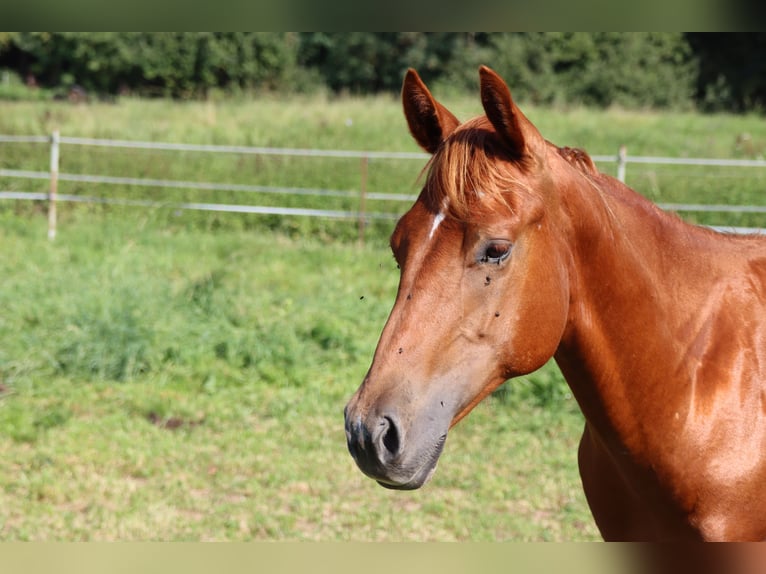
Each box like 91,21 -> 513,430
557,145 -> 599,176
422,116 -> 601,219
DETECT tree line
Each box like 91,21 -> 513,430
1,32 -> 764,112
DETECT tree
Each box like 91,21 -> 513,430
687,33 -> 766,112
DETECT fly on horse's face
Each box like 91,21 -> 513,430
344,66 -> 571,490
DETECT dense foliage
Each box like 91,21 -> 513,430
1,32 -> 765,111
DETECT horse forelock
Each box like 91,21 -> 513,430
422,116 -> 532,221
422,117 -> 603,220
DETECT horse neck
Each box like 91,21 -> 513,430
552,170 -> 725,445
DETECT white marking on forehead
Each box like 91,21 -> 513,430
428,211 -> 446,240
427,199 -> 449,241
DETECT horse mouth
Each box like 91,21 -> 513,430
374,433 -> 447,490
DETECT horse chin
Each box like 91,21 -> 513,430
376,463 -> 438,491
374,434 -> 446,491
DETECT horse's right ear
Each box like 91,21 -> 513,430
402,69 -> 460,154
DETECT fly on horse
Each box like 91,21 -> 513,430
344,66 -> 766,541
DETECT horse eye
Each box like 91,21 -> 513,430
480,241 -> 512,264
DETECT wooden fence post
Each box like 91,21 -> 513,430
48,130 -> 60,240
617,144 -> 627,183
358,154 -> 368,245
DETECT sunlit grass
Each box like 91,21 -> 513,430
2,94 -> 766,240
0,215 -> 593,540
3,93 -> 766,540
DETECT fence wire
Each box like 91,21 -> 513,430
2,134 -> 766,236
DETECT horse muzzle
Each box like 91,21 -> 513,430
344,403 -> 449,490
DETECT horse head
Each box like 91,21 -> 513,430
344,67 -> 573,489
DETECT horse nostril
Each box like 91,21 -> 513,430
381,416 -> 400,456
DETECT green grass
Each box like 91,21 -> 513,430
3,92 -> 766,540
2,95 -> 766,240
0,213 -> 593,541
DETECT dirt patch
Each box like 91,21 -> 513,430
146,411 -> 205,430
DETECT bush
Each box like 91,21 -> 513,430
0,32 -> 308,99
2,33 -> 766,111
482,33 -> 696,109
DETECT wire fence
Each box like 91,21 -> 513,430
2,133 -> 766,240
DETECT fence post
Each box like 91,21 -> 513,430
617,144 -> 627,183
358,154 -> 368,245
48,130 -> 60,240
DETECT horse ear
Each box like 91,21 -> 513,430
479,65 -> 544,158
402,68 -> 460,154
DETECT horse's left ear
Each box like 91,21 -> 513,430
479,65 -> 545,159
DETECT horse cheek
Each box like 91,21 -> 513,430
505,253 -> 569,377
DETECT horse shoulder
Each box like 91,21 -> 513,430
667,242 -> 766,540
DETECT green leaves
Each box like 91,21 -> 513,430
0,33 -> 303,99
3,33 -> 763,110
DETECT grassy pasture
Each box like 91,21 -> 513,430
2,94 -> 766,238
1,92 -> 766,540
0,213 -> 592,541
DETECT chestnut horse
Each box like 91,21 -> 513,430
344,66 -> 766,541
